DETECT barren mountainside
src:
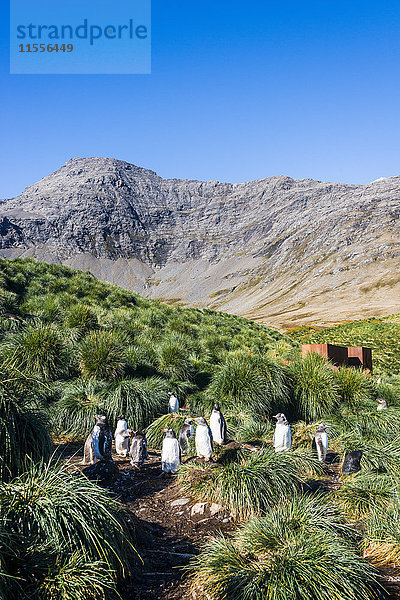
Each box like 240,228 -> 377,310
1,157 -> 399,328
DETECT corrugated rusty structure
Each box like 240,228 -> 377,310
347,347 -> 373,371
302,343 -> 373,372
301,343 -> 348,366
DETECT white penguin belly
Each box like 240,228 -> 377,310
114,420 -> 129,456
210,413 -> 223,444
161,438 -> 180,473
273,424 -> 292,452
168,397 -> 179,413
321,432 -> 328,452
195,425 -> 212,458
115,432 -> 129,455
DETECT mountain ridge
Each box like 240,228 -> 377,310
1,156 -> 399,329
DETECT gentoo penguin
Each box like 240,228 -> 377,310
376,398 -> 388,411
342,450 -> 363,475
130,431 -> 148,468
83,415 -> 113,464
168,392 -> 179,413
178,418 -> 194,454
209,404 -> 227,445
312,424 -> 329,462
273,413 -> 292,452
161,428 -> 181,474
194,417 -> 213,461
114,415 -> 130,457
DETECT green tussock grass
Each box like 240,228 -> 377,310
0,458 -> 136,598
188,494 -> 384,600
2,258 -> 400,597
178,447 -> 322,520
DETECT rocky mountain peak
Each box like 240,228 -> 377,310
0,158 -> 399,329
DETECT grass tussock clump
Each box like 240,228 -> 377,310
289,352 -> 340,421
145,412 -> 191,450
364,500 -> 400,568
28,552 -> 119,600
189,495 -> 383,600
53,378 -> 109,439
0,389 -> 52,482
335,366 -> 374,407
78,330 -> 129,381
106,376 -> 169,431
232,415 -> 273,445
208,351 -> 290,415
335,472 -> 397,520
155,333 -> 195,380
53,376 -> 170,439
0,459 -> 136,598
178,447 -> 322,520
3,323 -> 69,382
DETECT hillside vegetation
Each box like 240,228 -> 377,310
0,258 -> 298,437
288,317 -> 400,375
1,258 -> 400,599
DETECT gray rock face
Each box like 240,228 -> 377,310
1,157 -> 400,327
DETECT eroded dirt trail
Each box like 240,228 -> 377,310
60,444 -> 233,600
121,452 -> 233,600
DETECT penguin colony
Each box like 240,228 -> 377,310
83,414 -> 148,468
83,390 -> 388,474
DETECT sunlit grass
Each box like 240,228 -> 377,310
189,495 -> 383,600
178,447 -> 322,520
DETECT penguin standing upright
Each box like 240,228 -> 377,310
178,418 -> 194,454
168,392 -> 179,413
273,413 -> 292,452
376,398 -> 388,411
83,415 -> 113,464
209,404 -> 227,445
114,415 -> 130,457
313,424 -> 329,462
130,431 -> 148,468
194,417 -> 213,461
161,428 -> 181,473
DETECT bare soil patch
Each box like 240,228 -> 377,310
58,442 -> 234,600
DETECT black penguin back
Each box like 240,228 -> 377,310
130,431 -> 148,466
179,423 -> 192,453
208,426 -> 214,450
342,450 -> 363,475
219,412 -> 227,443
99,426 -> 113,460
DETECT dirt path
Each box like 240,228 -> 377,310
59,443 -> 233,600
120,452 -> 234,600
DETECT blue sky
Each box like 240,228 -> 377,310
1,0 -> 400,198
